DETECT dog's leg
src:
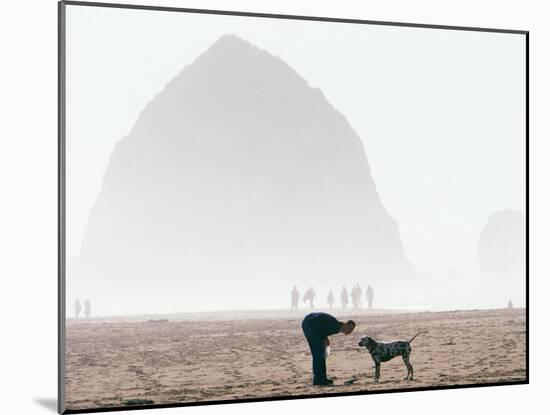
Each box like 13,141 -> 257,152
402,355 -> 413,380
374,362 -> 380,382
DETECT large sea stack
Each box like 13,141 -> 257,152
69,35 -> 416,314
476,209 -> 526,301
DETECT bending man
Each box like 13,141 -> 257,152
301,312 -> 356,385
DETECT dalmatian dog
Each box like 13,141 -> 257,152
358,331 -> 425,382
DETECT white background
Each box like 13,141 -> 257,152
0,0 -> 544,414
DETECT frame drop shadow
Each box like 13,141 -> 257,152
34,398 -> 57,413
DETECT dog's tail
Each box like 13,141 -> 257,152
409,330 -> 427,343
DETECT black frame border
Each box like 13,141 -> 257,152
58,1 -> 529,414
58,1 -> 66,413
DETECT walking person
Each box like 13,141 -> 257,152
340,286 -> 349,309
351,285 -> 359,309
291,286 -> 300,311
356,284 -> 363,309
366,285 -> 374,309
327,290 -> 334,309
84,299 -> 92,318
303,286 -> 317,309
74,298 -> 82,319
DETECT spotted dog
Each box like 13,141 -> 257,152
358,332 -> 424,382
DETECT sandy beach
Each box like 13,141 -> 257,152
65,308 -> 526,411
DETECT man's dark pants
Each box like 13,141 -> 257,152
301,318 -> 327,383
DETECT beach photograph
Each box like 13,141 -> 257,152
61,3 -> 527,412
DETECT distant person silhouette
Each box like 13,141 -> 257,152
351,285 -> 359,309
340,286 -> 349,309
84,299 -> 92,318
74,298 -> 82,319
291,286 -> 300,311
508,299 -> 514,310
303,286 -> 317,309
356,284 -> 363,308
366,285 -> 374,309
350,285 -> 357,308
327,290 -> 334,309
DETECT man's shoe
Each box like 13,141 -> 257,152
313,378 -> 334,386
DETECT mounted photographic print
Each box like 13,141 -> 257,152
58,1 -> 528,413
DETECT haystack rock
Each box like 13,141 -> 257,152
69,35 -> 416,314
476,209 -> 526,297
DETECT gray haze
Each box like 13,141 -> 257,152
65,6 -> 526,316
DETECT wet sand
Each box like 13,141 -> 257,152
65,308 -> 526,411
